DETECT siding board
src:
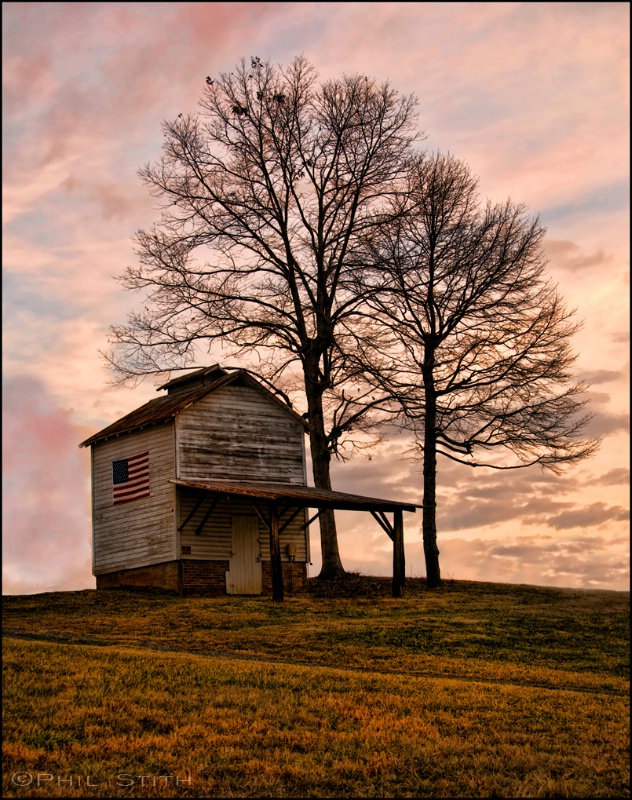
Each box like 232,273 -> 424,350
92,425 -> 175,573
177,385 -> 306,484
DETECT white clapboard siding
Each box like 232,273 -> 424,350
176,384 -> 305,483
178,490 -> 308,562
178,493 -> 235,559
92,424 -> 176,574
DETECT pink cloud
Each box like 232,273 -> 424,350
3,3 -> 628,594
545,240 -> 614,273
2,375 -> 94,594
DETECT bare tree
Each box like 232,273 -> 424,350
106,56 -> 420,579
351,153 -> 600,587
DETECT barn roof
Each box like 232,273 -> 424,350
79,369 -> 308,448
156,364 -> 224,391
170,478 -> 419,513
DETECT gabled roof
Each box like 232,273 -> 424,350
79,369 -> 308,448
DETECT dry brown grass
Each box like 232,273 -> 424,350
2,578 -> 629,797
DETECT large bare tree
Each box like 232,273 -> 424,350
351,153 -> 600,587
106,56 -> 420,578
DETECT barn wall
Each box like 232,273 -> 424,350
92,424 -> 176,575
176,384 -> 305,484
178,489 -> 309,563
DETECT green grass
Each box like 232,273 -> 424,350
2,578 -> 629,797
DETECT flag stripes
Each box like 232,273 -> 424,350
112,451 -> 150,504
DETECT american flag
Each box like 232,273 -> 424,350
112,452 -> 150,504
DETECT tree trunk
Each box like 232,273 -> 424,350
305,375 -> 346,580
422,367 -> 441,588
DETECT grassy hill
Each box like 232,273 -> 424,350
3,578 -> 629,797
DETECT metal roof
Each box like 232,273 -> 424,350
170,478 -> 420,513
79,370 -> 308,448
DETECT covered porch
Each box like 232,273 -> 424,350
170,478 -> 420,600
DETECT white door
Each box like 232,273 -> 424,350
226,516 -> 262,595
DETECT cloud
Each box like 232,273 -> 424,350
580,369 -> 625,386
2,375 -> 94,594
542,180 -> 630,225
407,462 -> 630,542
437,535 -> 629,590
3,3 -> 629,596
596,468 -> 630,486
430,468 -> 574,532
545,240 -> 614,272
547,503 -> 629,531
584,411 -> 630,438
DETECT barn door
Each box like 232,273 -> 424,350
227,516 -> 262,595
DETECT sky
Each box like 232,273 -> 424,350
3,2 -> 629,594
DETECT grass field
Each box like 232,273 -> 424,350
2,577 -> 629,797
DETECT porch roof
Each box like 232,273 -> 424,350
169,478 -> 419,513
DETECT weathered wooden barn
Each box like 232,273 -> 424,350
80,365 -> 417,599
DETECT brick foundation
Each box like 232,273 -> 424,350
96,558 -> 307,596
181,560 -> 230,595
96,561 -> 180,592
262,561 -> 307,594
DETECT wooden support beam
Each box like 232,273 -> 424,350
301,509 -> 324,530
370,510 -> 395,542
279,505 -> 303,535
268,501 -> 284,602
250,501 -> 270,532
195,495 -> 220,535
177,493 -> 205,532
392,509 -> 405,598
377,510 -> 395,541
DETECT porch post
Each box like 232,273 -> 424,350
392,509 -> 405,598
268,501 -> 284,602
